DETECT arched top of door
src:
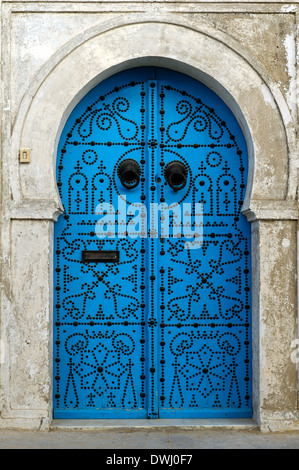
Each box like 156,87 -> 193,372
12,14 -> 295,222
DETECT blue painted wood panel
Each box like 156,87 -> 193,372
54,67 -> 251,419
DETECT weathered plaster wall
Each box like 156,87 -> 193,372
1,0 -> 298,431
9,220 -> 51,411
181,13 -> 296,112
259,220 -> 298,431
10,11 -> 296,125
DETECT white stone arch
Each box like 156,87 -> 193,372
12,14 -> 293,220
5,14 -> 298,430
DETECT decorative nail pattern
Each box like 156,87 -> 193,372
54,68 -> 251,419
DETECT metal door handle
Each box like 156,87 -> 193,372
165,161 -> 187,191
117,159 -> 141,189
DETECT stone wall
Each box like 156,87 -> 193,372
0,0 -> 298,431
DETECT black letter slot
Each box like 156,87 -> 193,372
82,250 -> 119,263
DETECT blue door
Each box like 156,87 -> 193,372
54,67 -> 252,419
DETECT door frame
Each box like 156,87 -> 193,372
3,14 -> 298,431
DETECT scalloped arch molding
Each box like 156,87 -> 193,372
16,15 -> 290,218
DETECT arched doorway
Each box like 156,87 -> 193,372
53,67 -> 251,419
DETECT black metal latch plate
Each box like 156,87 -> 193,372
82,250 -> 119,263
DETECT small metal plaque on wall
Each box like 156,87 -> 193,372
19,148 -> 30,163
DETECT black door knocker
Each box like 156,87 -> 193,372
117,159 -> 141,189
165,161 -> 188,191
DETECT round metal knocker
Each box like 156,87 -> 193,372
117,159 -> 141,189
164,161 -> 188,191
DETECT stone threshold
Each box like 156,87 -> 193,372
50,418 -> 258,432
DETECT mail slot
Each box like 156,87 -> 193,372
82,250 -> 119,263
